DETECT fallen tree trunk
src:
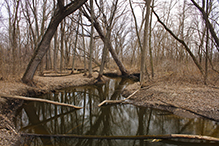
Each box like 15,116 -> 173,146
43,73 -> 72,77
98,89 -> 140,107
21,133 -> 219,142
0,93 -> 82,109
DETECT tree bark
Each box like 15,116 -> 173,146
80,11 -> 87,76
72,15 -> 80,73
149,0 -> 154,78
88,0 -> 94,78
53,31 -> 58,71
22,0 -> 88,84
60,21 -> 64,73
141,0 -> 151,84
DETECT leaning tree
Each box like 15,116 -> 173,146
22,0 -> 88,84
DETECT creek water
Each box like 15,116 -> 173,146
15,77 -> 219,146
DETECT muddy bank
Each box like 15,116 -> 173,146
122,81 -> 219,121
0,72 -> 103,146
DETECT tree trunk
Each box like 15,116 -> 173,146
80,11 -> 87,76
98,44 -> 108,80
88,0 -> 94,78
149,0 -> 154,78
53,31 -> 57,71
60,21 -> 64,73
22,0 -> 88,84
204,0 -> 210,85
141,0 -> 151,84
72,16 -> 80,73
82,5 -> 129,76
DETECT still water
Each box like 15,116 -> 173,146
15,77 -> 219,146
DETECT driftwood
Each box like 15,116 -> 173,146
0,93 -> 82,109
98,89 -> 140,107
21,133 -> 219,142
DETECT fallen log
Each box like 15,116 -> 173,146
98,89 -> 140,107
21,133 -> 219,142
43,73 -> 72,77
0,93 -> 82,109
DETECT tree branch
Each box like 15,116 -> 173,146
152,8 -> 204,76
190,0 -> 219,50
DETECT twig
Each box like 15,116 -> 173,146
98,89 -> 140,107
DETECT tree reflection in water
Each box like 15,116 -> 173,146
15,78 -> 219,146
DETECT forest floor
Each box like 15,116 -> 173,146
0,71 -> 219,145
122,73 -> 219,121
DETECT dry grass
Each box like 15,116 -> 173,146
0,57 -> 218,87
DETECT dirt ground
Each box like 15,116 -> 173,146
122,74 -> 219,121
0,72 -> 219,145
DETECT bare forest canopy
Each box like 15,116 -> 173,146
0,0 -> 218,85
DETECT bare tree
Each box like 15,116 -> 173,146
88,0 -> 94,77
152,8 -> 204,75
72,13 -> 80,73
22,0 -> 88,84
5,0 -> 20,76
80,11 -> 87,76
97,0 -> 120,80
82,0 -> 129,76
60,21 -> 64,73
141,0 -> 151,84
149,0 -> 154,78
190,0 -> 219,50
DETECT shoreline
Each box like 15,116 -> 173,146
0,72 -> 219,145
122,81 -> 219,121
0,72 -> 103,146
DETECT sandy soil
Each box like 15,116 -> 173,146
0,72 -> 219,145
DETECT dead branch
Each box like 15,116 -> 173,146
98,88 -> 140,107
21,133 -> 219,142
0,93 -> 82,109
152,8 -> 204,76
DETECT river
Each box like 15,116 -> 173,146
15,77 -> 219,146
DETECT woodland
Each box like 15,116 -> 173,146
0,0 -> 218,85
0,0 -> 219,145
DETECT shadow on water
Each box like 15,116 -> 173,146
15,77 -> 219,146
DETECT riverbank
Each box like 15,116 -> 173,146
0,72 -> 103,146
122,74 -> 219,121
0,72 -> 219,145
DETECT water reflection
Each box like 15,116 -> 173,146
15,78 -> 219,146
